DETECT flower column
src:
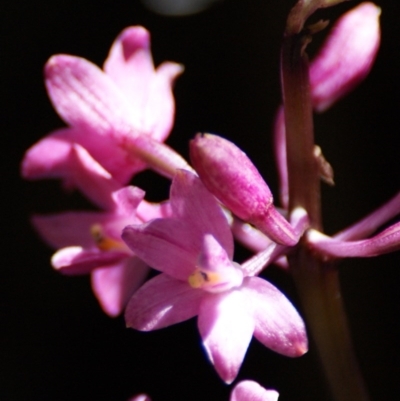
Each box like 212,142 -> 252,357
281,1 -> 370,400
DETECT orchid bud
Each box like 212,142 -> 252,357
310,2 -> 381,112
190,133 -> 298,246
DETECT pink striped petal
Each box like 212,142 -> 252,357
198,290 -> 255,384
171,170 -> 233,258
45,55 -> 134,138
104,27 -> 154,106
122,218 -> 199,281
104,26 -> 183,142
243,277 -> 307,357
91,257 -> 149,317
230,381 -> 279,401
125,274 -> 205,330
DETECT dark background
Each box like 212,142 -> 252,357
3,0 -> 400,400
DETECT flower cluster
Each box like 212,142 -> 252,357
22,2 -> 397,399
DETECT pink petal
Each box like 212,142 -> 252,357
230,381 -> 279,401
143,61 -> 183,142
51,246 -> 127,275
136,200 -> 173,222
112,186 -> 145,217
243,277 -> 308,357
310,2 -> 381,112
170,170 -> 234,258
125,274 -> 205,330
45,54 -> 134,138
104,26 -> 183,142
198,290 -> 255,384
104,26 -> 154,105
21,128 -> 75,180
32,211 -> 114,249
91,257 -> 149,317
122,218 -> 199,281
68,144 -> 121,209
21,127 -> 143,186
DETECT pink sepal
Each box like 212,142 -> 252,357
230,380 -> 279,401
310,2 -> 381,112
243,277 -> 308,357
125,274 -> 205,331
308,222 -> 400,258
91,257 -> 149,317
198,290 -> 255,384
51,246 -> 128,275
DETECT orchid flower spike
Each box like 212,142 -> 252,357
22,26 -> 189,188
122,170 -> 307,384
190,133 -> 299,246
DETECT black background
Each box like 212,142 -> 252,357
3,0 -> 400,400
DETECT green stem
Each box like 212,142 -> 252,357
281,21 -> 370,401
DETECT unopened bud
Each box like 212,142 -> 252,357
190,133 -> 298,246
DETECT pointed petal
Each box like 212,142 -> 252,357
112,186 -> 145,217
51,246 -> 127,275
104,26 -> 183,142
125,274 -> 204,330
136,200 -> 172,221
310,2 -> 381,112
243,277 -> 307,357
104,26 -> 154,105
21,128 -> 75,180
45,54 -> 134,138
68,144 -> 121,209
91,257 -> 149,317
171,170 -> 234,258
32,211 -> 114,249
230,380 -> 279,401
198,290 -> 255,384
143,61 -> 184,142
122,218 -> 198,281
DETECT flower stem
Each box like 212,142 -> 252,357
281,15 -> 370,401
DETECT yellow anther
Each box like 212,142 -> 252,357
90,224 -> 127,252
188,268 -> 222,289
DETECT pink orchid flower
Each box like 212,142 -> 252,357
230,380 -> 279,401
122,170 -> 307,384
275,2 -> 381,208
22,26 -> 186,188
33,147 -> 171,316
